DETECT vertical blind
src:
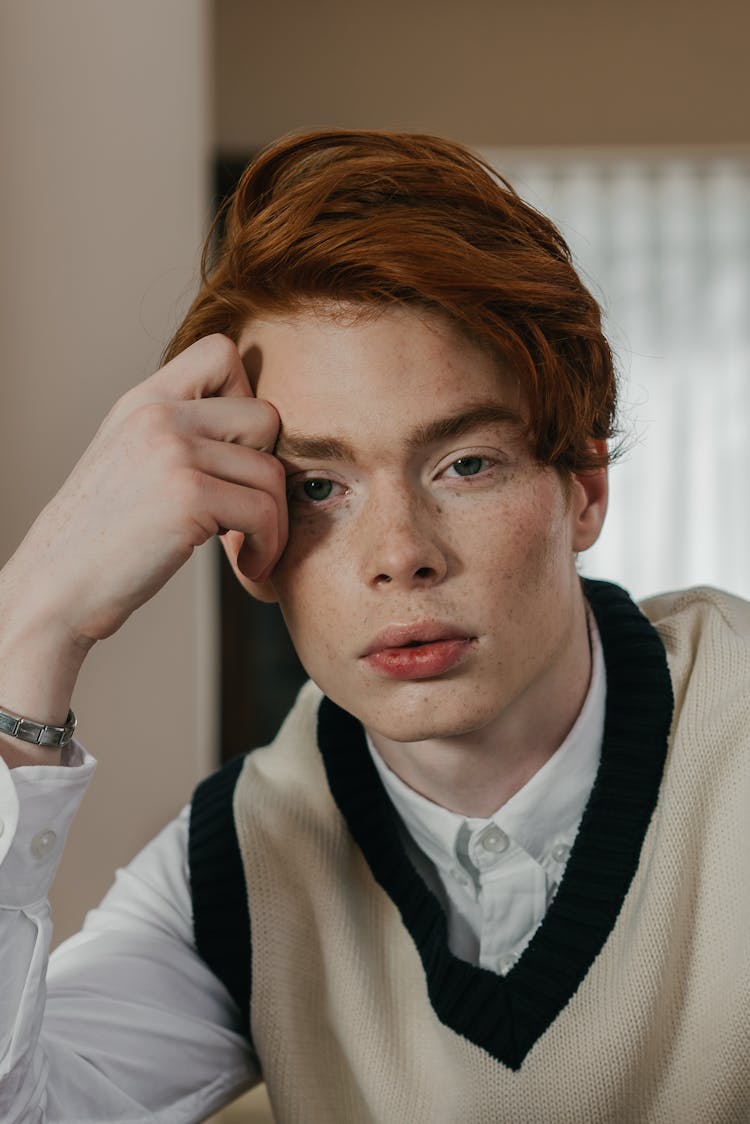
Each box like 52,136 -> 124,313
483,150 -> 750,601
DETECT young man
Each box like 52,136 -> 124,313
0,131 -> 747,1122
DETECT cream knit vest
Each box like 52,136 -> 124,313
225,584 -> 750,1123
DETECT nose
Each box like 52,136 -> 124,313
360,485 -> 449,591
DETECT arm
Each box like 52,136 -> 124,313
0,335 -> 286,1116
0,332 -> 286,771
0,764 -> 259,1121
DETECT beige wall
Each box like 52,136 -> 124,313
215,0 -> 749,150
0,0 -> 215,943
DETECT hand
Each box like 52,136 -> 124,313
2,334 -> 287,650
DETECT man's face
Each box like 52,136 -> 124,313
235,304 -> 605,745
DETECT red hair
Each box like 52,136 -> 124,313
165,129 -> 617,473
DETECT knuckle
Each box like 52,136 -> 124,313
155,429 -> 190,467
198,332 -> 238,367
131,400 -> 175,436
126,405 -> 195,472
171,467 -> 209,517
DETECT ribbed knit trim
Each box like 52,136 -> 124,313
317,579 -> 675,1070
188,752 -> 251,1036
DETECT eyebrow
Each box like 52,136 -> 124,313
275,401 -> 524,463
408,402 -> 524,450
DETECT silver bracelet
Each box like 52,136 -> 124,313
0,704 -> 77,748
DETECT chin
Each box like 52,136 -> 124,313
356,695 -> 499,745
314,664 -> 510,745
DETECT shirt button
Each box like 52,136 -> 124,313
31,829 -> 57,860
551,842 -> 571,863
478,826 -> 509,854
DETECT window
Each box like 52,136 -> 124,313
484,149 -> 750,600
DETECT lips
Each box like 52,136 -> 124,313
361,623 -> 475,680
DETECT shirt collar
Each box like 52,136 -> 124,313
366,610 -> 606,878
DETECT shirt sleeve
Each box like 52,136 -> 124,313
0,747 -> 260,1122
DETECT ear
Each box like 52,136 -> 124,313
219,530 -> 279,604
568,445 -> 609,552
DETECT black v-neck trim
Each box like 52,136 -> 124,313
317,579 -> 674,1070
189,752 -> 251,1036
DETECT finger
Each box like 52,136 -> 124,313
206,479 -> 286,579
166,396 -> 280,452
189,443 -> 288,573
191,442 -> 287,508
147,334 -> 253,402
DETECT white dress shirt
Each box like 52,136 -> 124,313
368,614 -> 605,973
0,621 -> 605,1121
0,754 -> 257,1122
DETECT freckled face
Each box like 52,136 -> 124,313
237,305 -> 599,744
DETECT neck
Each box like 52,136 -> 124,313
367,593 -> 593,818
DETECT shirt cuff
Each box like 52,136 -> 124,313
0,741 -> 96,906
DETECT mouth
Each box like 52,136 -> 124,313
361,624 -> 476,680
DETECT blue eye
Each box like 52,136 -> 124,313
450,456 -> 484,477
301,479 -> 334,501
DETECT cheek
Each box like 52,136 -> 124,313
281,510 -> 337,564
522,500 -> 569,573
271,544 -> 347,666
480,484 -> 575,612
490,472 -> 570,562
270,514 -> 334,602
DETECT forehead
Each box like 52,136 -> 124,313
237,304 -> 524,444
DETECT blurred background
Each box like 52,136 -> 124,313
1,2 -> 748,1120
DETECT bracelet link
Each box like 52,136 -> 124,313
0,706 -> 77,749
17,718 -> 44,744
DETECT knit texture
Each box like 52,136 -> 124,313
190,581 -> 750,1122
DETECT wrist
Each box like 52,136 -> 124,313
0,580 -> 92,731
